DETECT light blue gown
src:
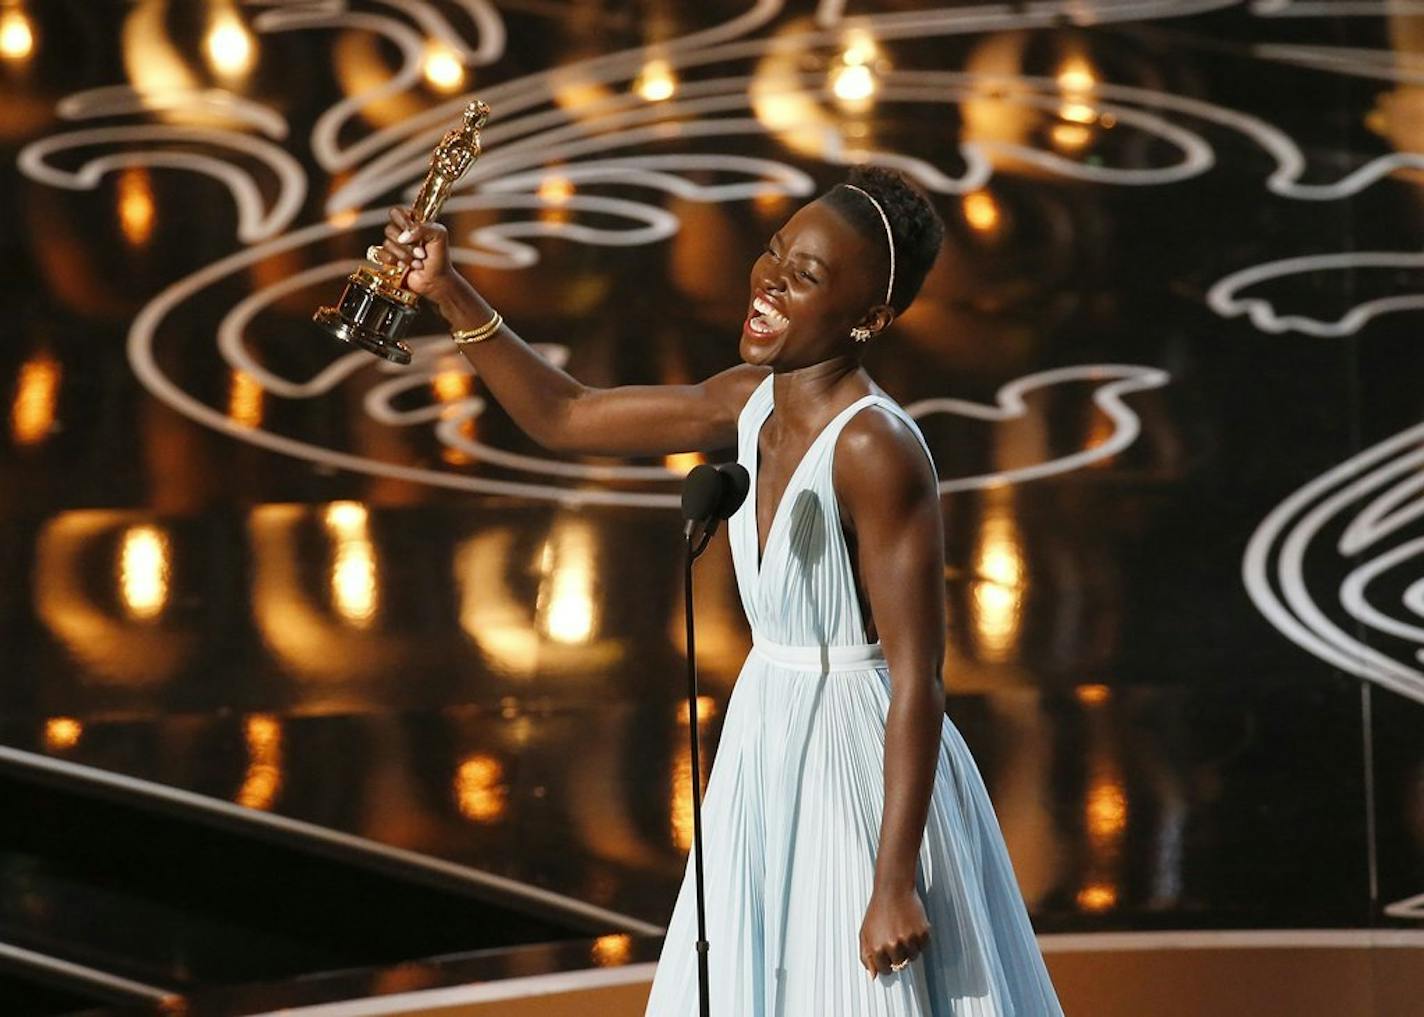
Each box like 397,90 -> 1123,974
644,374 -> 1065,1017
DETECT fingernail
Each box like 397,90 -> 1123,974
413,246 -> 425,258
397,230 -> 413,243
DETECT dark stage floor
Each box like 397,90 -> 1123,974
2,0 -> 1423,1013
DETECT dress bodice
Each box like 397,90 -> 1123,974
728,374 -> 937,648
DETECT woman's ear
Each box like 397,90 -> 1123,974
855,304 -> 895,338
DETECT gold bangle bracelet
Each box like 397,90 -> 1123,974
451,311 -> 503,345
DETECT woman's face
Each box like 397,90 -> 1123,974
739,198 -> 887,369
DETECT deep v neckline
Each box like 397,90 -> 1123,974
751,385 -> 878,575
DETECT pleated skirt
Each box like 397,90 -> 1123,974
642,642 -> 1064,1017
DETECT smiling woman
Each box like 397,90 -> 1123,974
739,165 -> 946,366
379,165 -> 1062,1016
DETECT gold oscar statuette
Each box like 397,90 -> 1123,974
312,99 -> 490,365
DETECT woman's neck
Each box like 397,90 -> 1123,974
771,356 -> 866,428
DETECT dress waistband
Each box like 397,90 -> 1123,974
751,637 -> 888,673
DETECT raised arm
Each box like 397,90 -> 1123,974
834,406 -> 945,979
379,206 -> 767,457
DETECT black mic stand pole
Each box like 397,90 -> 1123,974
682,516 -> 716,1017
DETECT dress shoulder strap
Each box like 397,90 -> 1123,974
824,394 -> 938,479
867,395 -> 937,474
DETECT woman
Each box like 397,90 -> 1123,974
380,165 -> 1064,1016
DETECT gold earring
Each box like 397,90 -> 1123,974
850,326 -> 873,342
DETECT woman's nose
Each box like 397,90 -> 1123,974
758,268 -> 788,293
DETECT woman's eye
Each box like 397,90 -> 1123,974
798,270 -> 816,283
764,246 -> 779,260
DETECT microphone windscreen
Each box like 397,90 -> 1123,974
681,463 -> 723,522
715,463 -> 750,518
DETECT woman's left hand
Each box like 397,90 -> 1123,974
859,885 -> 931,978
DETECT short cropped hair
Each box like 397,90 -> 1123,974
823,165 -> 945,315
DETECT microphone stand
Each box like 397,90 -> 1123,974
682,516 -> 716,1017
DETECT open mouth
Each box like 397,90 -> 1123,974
746,293 -> 790,338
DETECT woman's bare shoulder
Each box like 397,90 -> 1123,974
702,362 -> 771,417
834,401 -> 936,509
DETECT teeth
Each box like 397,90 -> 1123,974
752,296 -> 789,327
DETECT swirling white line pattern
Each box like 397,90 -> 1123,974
906,366 -> 1171,494
18,123 -> 306,244
43,0 -> 1200,507
1387,892 -> 1424,919
1243,422 -> 1424,705
1208,253 -> 1424,338
13,1 -> 1371,504
1254,43 -> 1424,84
335,60 -> 1423,217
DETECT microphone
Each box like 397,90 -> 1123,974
676,461 -> 751,1017
681,463 -> 750,542
717,462 -> 750,517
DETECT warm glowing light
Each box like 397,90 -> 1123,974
443,415 -> 477,465
116,166 -> 156,247
753,190 -> 790,217
204,10 -> 255,78
228,370 -> 263,428
246,714 -> 280,752
748,42 -> 835,158
842,30 -> 878,68
1057,56 -> 1097,94
678,695 -> 718,726
327,205 -> 360,229
324,502 -> 378,627
670,739 -> 707,851
664,451 -> 704,475
537,174 -> 575,206
543,576 -> 593,642
536,521 -> 598,644
750,86 -> 809,134
1087,776 -> 1128,842
331,541 -> 377,626
591,933 -> 632,966
119,525 -> 170,620
1083,404 -> 1117,463
962,190 -> 1001,233
978,528 -> 1022,588
1050,89 -> 1098,150
971,503 -> 1024,661
0,8 -> 35,61
552,73 -> 613,114
432,367 -> 472,405
972,582 -> 1018,643
324,501 -> 368,539
44,717 -> 82,751
1075,683 -> 1111,706
455,532 -> 540,676
1051,123 -> 1092,150
11,352 -> 60,446
671,695 -> 714,849
237,714 -> 283,810
423,41 -> 465,93
636,59 -> 677,102
1053,53 -> 1097,151
1076,882 -> 1117,912
831,63 -> 876,104
454,753 -> 507,823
